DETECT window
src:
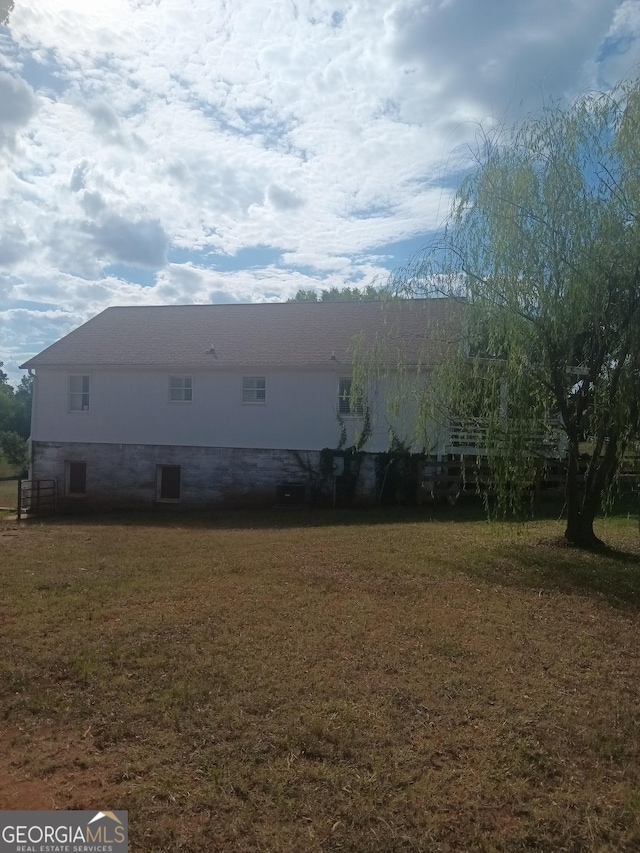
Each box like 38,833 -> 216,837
169,376 -> 193,402
338,378 -> 364,416
157,465 -> 181,501
66,461 -> 87,495
69,375 -> 90,411
242,376 -> 266,403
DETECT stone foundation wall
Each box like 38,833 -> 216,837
31,442 -> 378,510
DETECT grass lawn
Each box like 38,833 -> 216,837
0,449 -> 21,515
0,478 -> 18,512
0,451 -> 21,479
1,508 -> 639,851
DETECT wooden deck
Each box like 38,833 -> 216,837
445,417 -> 566,458
418,449 -> 640,504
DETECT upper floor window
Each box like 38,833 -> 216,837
338,377 -> 364,416
69,375 -> 90,412
169,376 -> 193,402
243,376 -> 266,404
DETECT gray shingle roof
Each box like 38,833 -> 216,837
20,299 -> 462,369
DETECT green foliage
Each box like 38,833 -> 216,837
288,288 -> 320,302
352,405 -> 372,452
287,284 -> 390,302
375,435 -> 419,506
334,408 -> 374,502
395,81 -> 640,546
335,414 -> 347,451
319,448 -> 335,479
0,430 -> 27,470
0,385 -> 13,432
0,365 -> 32,439
11,374 -> 33,437
295,411 -> 373,506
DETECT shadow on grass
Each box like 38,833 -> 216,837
467,535 -> 640,610
13,498 -> 640,609
16,494 -> 638,534
25,489 -> 619,529
22,498 -> 493,531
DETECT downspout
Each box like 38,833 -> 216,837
27,368 -> 35,479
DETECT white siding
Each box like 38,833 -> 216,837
31,367 -> 419,453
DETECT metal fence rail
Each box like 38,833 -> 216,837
17,479 -> 56,520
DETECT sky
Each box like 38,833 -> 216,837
1,0 -> 639,382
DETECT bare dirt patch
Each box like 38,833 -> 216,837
0,725 -> 125,810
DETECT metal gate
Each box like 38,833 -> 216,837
17,479 -> 56,519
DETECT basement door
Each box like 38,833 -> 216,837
157,464 -> 181,502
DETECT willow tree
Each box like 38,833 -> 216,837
397,82 -> 640,548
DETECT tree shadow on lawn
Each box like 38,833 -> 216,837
468,535 -> 640,611
36,499 -> 492,531
22,494 -> 638,535
17,499 -> 640,608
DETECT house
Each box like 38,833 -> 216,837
19,299 -> 462,510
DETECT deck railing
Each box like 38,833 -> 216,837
445,417 -> 565,458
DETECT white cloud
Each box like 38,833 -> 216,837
0,0 -> 639,381
83,213 -> 169,269
0,70 -> 37,147
383,0 -> 620,123
599,0 -> 640,84
267,184 -> 305,211
0,222 -> 29,266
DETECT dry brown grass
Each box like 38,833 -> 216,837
1,508 -> 640,851
0,478 -> 18,511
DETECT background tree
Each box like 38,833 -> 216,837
0,430 -> 27,470
0,363 -> 32,472
0,363 -> 14,434
288,284 -> 389,302
395,82 -> 640,548
0,364 -> 31,437
11,373 -> 33,438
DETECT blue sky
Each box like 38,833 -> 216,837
1,0 -> 639,381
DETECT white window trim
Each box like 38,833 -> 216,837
68,374 -> 91,413
169,375 -> 193,403
242,376 -> 266,404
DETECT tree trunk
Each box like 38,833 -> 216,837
564,506 -> 603,548
563,434 -> 619,549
